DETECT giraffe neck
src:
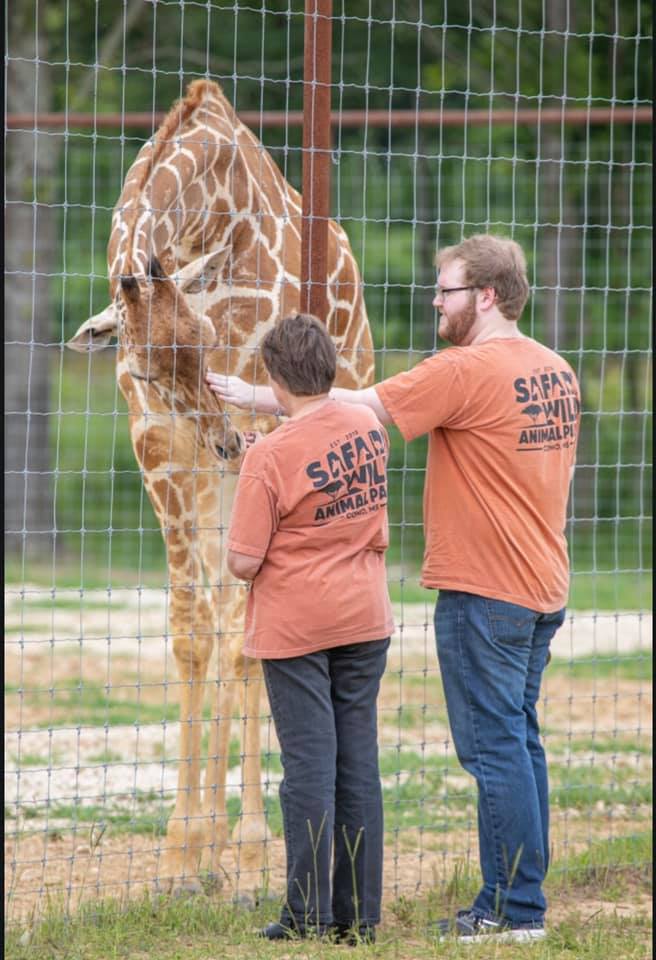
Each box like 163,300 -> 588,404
109,79 -> 372,402
109,84 -> 299,288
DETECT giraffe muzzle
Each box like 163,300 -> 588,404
208,423 -> 244,462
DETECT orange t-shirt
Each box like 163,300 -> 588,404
227,399 -> 394,658
376,337 -> 580,613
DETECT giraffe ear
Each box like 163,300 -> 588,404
66,304 -> 118,353
120,275 -> 140,304
172,246 -> 231,295
148,256 -> 167,281
200,315 -> 216,345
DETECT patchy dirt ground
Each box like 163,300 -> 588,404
5,593 -> 652,925
5,811 -> 653,926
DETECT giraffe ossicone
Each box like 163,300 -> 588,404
66,78 -> 374,899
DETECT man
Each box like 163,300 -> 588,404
221,313 -> 393,943
208,234 -> 580,943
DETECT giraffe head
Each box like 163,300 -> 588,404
118,254 -> 243,462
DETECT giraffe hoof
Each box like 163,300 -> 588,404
232,889 -> 280,910
171,879 -> 204,898
255,890 -> 282,907
232,893 -> 257,910
200,872 -> 224,895
152,878 -> 173,897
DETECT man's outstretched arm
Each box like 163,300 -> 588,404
206,373 -> 393,425
330,385 -> 392,424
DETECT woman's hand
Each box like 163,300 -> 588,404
206,372 -> 282,415
206,372 -> 254,409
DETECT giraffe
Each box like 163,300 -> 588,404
67,79 -> 374,897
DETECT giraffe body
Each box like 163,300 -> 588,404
68,79 -> 374,897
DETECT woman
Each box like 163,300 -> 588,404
209,313 -> 393,943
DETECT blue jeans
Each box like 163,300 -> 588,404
435,590 -> 566,926
262,637 -> 390,931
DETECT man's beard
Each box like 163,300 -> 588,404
439,294 -> 477,345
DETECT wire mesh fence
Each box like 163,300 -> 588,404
5,0 -> 652,927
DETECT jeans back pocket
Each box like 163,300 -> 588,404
485,598 -> 538,645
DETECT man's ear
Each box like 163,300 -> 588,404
480,285 -> 497,310
172,246 -> 232,295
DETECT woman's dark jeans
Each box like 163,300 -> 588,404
262,636 -> 390,932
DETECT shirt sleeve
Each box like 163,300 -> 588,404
375,351 -> 466,441
227,472 -> 279,560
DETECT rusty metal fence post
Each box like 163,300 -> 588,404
300,0 -> 333,324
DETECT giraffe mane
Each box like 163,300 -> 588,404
119,79 -> 232,276
146,79 -> 236,187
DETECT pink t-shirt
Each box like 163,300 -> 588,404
228,399 -> 394,658
376,337 -> 580,613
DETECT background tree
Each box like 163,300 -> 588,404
5,2 -> 56,560
5,0 -> 651,581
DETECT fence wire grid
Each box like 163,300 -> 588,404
4,0 -> 653,927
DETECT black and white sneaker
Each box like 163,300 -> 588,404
431,909 -> 546,943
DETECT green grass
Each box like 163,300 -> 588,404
5,682 -> 278,730
4,832 -> 651,960
11,742 -> 649,844
548,652 -> 653,681
22,802 -> 170,836
4,624 -> 55,636
548,736 -> 652,755
379,750 -> 462,779
8,754 -> 52,768
5,682 -> 183,728
549,830 -> 653,885
381,703 -> 447,730
7,596 -> 116,612
386,653 -> 653,685
568,572 -> 652,611
386,573 -> 653,611
13,751 -> 649,842
87,750 -> 124,764
11,793 -> 283,841
4,559 -> 169,590
549,762 -> 653,810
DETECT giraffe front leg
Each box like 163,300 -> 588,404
198,527 -> 245,890
159,579 -> 214,895
231,652 -> 271,902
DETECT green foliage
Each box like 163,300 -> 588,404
8,0 -> 652,593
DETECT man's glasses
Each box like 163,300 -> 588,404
435,285 -> 478,298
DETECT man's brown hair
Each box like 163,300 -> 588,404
436,234 -> 530,322
261,312 -> 337,396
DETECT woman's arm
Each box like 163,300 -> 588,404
206,373 -> 282,415
206,373 -> 393,425
227,549 -> 262,581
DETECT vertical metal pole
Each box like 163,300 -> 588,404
301,0 -> 333,323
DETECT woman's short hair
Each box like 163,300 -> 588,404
261,312 -> 337,396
